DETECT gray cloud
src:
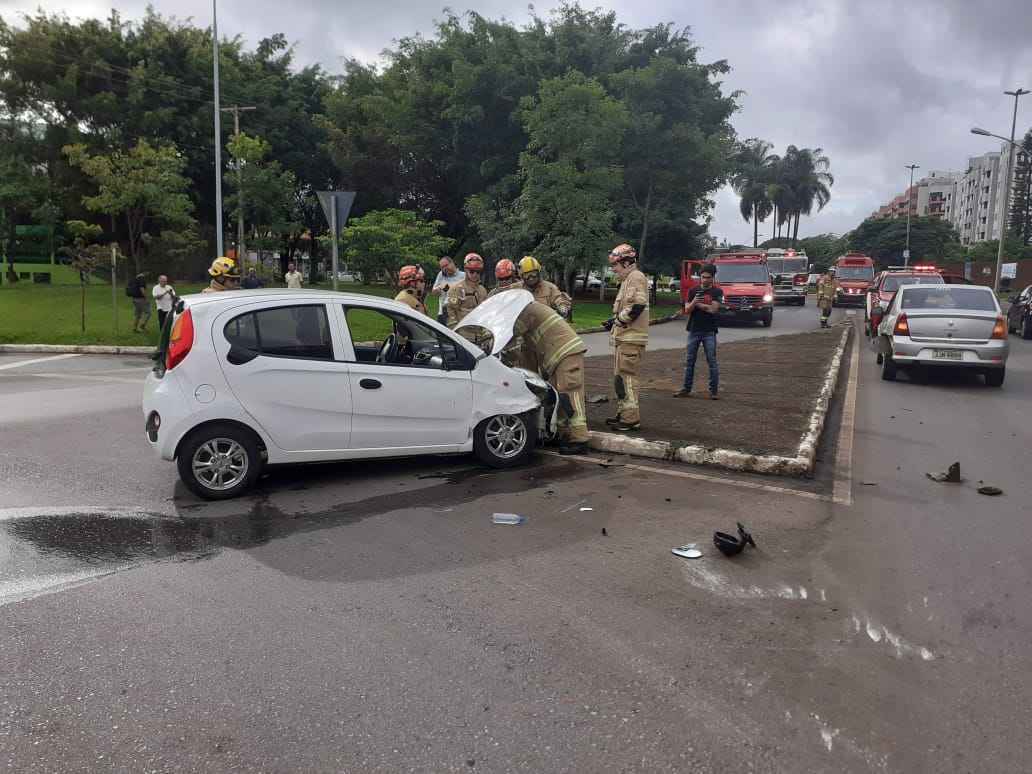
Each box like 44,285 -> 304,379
3,0 -> 1032,244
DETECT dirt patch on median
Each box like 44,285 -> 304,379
583,328 -> 846,458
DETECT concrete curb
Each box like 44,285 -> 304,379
0,344 -> 154,355
577,313 -> 681,335
587,324 -> 852,477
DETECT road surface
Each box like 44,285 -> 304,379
1,304 -> 1029,772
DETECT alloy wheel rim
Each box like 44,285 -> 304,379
192,437 -> 249,491
484,415 -> 528,459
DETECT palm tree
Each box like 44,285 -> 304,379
731,139 -> 777,247
783,146 -> 834,243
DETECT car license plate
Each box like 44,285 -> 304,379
933,350 -> 962,360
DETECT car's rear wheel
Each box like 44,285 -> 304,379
876,352 -> 883,365
1023,318 -> 1032,340
985,368 -> 1005,387
474,412 -> 537,468
177,423 -> 263,500
880,341 -> 897,381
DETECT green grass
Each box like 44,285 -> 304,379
0,282 -> 681,346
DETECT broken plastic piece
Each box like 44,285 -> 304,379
926,462 -> 961,483
588,394 -> 609,404
671,544 -> 703,559
579,507 -> 593,512
977,486 -> 1003,496
492,513 -> 526,525
714,523 -> 757,557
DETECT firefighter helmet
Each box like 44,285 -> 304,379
463,253 -> 485,271
398,264 -> 425,287
609,243 -> 637,262
518,256 -> 541,275
208,256 -> 240,279
495,258 -> 516,280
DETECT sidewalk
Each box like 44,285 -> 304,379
583,325 -> 850,469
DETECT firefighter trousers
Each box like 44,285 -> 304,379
613,342 -> 644,424
549,353 -> 589,444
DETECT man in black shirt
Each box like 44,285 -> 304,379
674,263 -> 723,399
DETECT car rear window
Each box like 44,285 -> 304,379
882,275 -> 944,292
225,304 -> 333,360
900,287 -> 997,311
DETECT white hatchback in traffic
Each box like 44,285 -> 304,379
143,289 -> 556,499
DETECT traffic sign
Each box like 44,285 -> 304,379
902,249 -> 910,260
317,191 -> 356,231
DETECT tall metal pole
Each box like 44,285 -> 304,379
904,164 -> 919,266
330,195 -> 339,292
111,243 -> 118,335
994,88 -> 1029,293
221,105 -> 256,264
212,0 -> 224,258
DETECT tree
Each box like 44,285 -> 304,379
516,71 -> 630,290
782,146 -> 834,243
1008,129 -> 1032,246
848,217 -> 958,265
337,209 -> 452,286
63,140 -> 198,272
732,139 -> 777,247
59,220 -> 104,332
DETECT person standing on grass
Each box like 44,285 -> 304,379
151,275 -> 175,330
674,263 -> 723,400
284,262 -> 303,289
127,272 -> 150,333
241,267 -> 263,289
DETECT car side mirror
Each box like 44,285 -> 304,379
429,355 -> 445,369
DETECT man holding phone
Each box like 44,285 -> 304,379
674,263 -> 723,399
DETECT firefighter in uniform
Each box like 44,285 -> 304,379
817,267 -> 838,328
446,253 -> 488,327
394,265 -> 428,315
488,259 -> 524,297
603,244 -> 648,431
499,299 -> 589,455
518,255 -> 572,319
202,257 -> 240,293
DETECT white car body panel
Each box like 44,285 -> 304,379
142,289 -> 542,467
456,289 -> 534,355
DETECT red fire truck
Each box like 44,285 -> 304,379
832,253 -> 876,307
680,251 -> 774,327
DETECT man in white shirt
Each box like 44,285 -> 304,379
284,262 -> 303,289
152,275 -> 175,329
431,256 -> 464,323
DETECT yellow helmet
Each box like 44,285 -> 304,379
208,256 -> 240,279
518,256 -> 541,275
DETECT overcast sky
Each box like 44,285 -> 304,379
3,0 -> 1032,245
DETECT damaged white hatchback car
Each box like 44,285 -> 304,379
143,288 -> 556,499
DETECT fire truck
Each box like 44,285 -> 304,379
832,253 -> 876,307
680,250 -> 774,327
764,248 -> 811,305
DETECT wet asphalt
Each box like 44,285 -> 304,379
2,304 -> 1031,772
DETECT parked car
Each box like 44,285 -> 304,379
876,284 -> 1008,386
668,278 -> 680,293
336,271 -> 363,283
574,275 -> 603,291
143,289 -> 557,499
1007,284 -> 1032,339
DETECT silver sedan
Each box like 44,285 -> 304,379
876,284 -> 1009,386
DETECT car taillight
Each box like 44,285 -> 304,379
893,314 -> 910,336
991,316 -> 1007,339
165,308 -> 194,370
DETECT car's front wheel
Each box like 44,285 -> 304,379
474,413 -> 537,468
985,368 -> 1005,387
761,309 -> 773,327
177,423 -> 263,500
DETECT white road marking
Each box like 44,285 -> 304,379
0,353 -> 80,371
831,319 -> 861,506
544,451 -> 834,502
25,371 -> 143,385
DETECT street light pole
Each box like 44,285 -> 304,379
904,164 -> 920,266
212,0 -> 224,259
993,89 -> 1029,292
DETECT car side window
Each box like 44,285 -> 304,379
224,304 -> 333,360
343,306 -> 471,370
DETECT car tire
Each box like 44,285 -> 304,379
876,352 -> 883,365
762,310 -> 773,327
985,368 -> 1005,387
798,296 -> 806,306
881,345 -> 897,381
1023,318 -> 1032,340
177,422 -> 263,500
474,412 -> 538,469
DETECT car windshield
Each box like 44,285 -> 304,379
715,263 -> 769,283
836,266 -> 875,280
900,286 -> 997,311
766,258 -> 808,275
882,274 -> 944,292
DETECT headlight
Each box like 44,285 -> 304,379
762,293 -> 773,303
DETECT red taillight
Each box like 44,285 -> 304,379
793,273 -> 807,285
991,316 -> 1007,340
893,313 -> 910,336
165,308 -> 194,370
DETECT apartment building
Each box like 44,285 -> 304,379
871,171 -> 958,222
950,152 -> 1001,245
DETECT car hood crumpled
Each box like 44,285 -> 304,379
456,289 -> 534,355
